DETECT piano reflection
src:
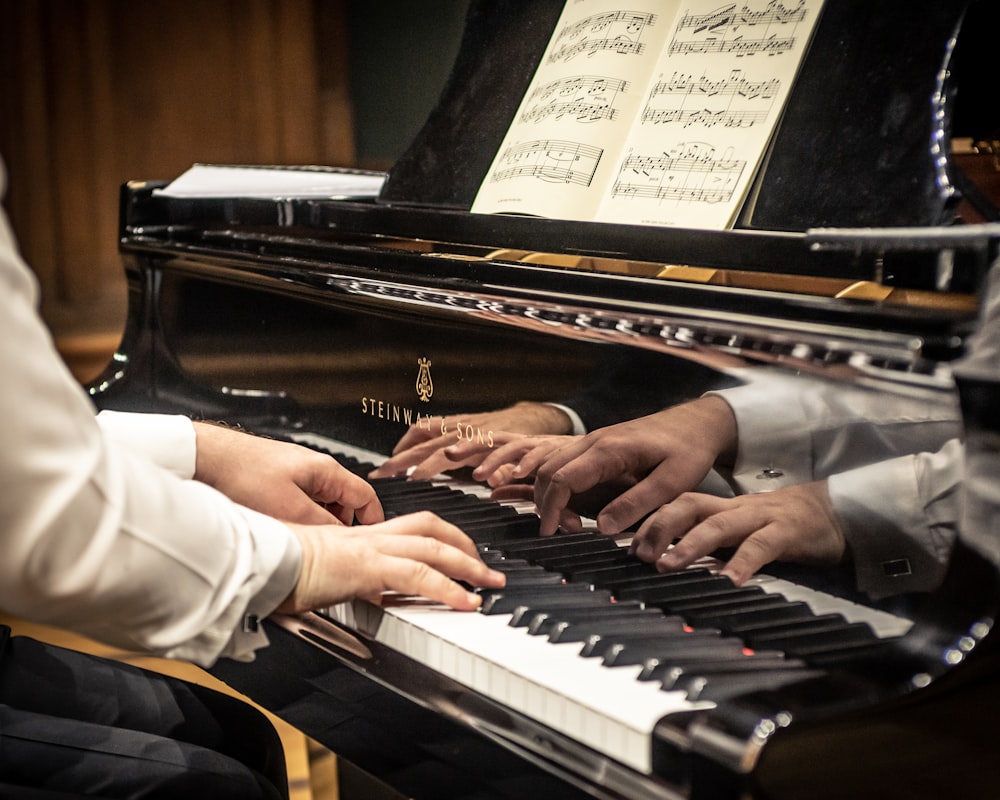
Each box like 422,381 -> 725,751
93,1 -> 1000,798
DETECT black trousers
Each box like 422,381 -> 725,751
0,625 -> 288,800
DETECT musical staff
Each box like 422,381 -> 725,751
669,1 -> 810,58
549,10 -> 658,63
521,76 -> 630,124
612,144 -> 745,205
640,69 -> 780,128
491,140 -> 604,187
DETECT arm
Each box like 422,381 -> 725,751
0,180 -> 502,666
632,441 -> 962,598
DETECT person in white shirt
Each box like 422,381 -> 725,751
0,156 -> 504,798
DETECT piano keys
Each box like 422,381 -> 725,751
95,1 -> 1000,797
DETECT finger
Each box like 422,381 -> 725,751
390,421 -> 441,455
489,483 -> 534,503
310,470 -> 384,524
471,437 -> 539,483
597,459 -> 701,534
374,511 -> 485,560
629,493 -> 710,562
533,443 -> 620,536
371,435 -> 455,478
718,530 -> 778,585
373,554 -> 487,610
657,500 -> 764,572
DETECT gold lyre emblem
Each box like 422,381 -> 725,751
416,357 -> 433,402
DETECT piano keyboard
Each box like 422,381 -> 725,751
289,431 -> 913,775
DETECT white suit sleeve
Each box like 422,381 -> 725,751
828,441 -> 962,599
709,370 -> 961,494
97,409 -> 197,479
0,168 -> 300,666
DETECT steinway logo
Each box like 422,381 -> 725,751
416,357 -> 433,402
358,356 -> 495,445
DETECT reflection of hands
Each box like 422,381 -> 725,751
510,396 -> 739,536
193,422 -> 383,525
631,481 -> 846,584
279,512 -> 507,613
369,401 -> 574,480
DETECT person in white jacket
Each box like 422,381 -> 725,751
0,156 -> 504,798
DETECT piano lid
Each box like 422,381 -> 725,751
379,0 -> 986,232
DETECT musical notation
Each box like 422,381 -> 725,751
491,140 -> 604,187
612,144 -> 745,205
472,0 -> 824,229
549,11 -> 657,63
521,76 -> 630,124
669,1 -> 809,57
640,69 -> 780,128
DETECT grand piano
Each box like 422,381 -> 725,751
92,1 -> 1000,797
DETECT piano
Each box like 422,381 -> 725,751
93,1 -> 1000,797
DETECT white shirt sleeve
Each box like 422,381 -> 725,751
708,369 -> 961,494
96,409 -> 197,479
0,164 -> 300,666
828,441 -> 962,599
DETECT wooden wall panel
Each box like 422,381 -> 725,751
0,0 -> 354,364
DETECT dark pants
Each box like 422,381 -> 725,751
0,626 -> 288,799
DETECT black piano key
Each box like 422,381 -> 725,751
544,612 -> 669,641
601,637 -> 748,667
485,531 -> 602,550
493,572 -> 566,588
678,668 -> 826,702
549,615 -> 689,645
540,548 -> 633,573
651,652 -> 801,685
749,623 -> 879,658
580,628 -> 723,659
479,584 -> 604,615
686,601 -> 816,635
566,561 -> 661,586
647,586 -> 767,615
741,614 -> 852,644
508,597 -> 639,628
600,567 -> 716,595
529,603 -> 653,635
501,539 -> 620,564
678,592 -> 788,628
462,515 -> 540,541
613,573 -> 733,602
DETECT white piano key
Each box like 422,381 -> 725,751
352,599 -> 702,774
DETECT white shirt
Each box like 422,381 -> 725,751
0,160 -> 301,666
711,331 -> 974,599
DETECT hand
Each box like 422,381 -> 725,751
369,402 -> 574,480
193,422 -> 383,526
630,482 -> 847,584
520,396 -> 739,536
279,511 -> 507,612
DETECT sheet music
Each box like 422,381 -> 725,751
472,0 -> 824,229
155,163 -> 386,199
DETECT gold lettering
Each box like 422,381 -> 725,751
403,408 -> 413,425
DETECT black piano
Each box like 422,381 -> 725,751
93,1 -> 1000,797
